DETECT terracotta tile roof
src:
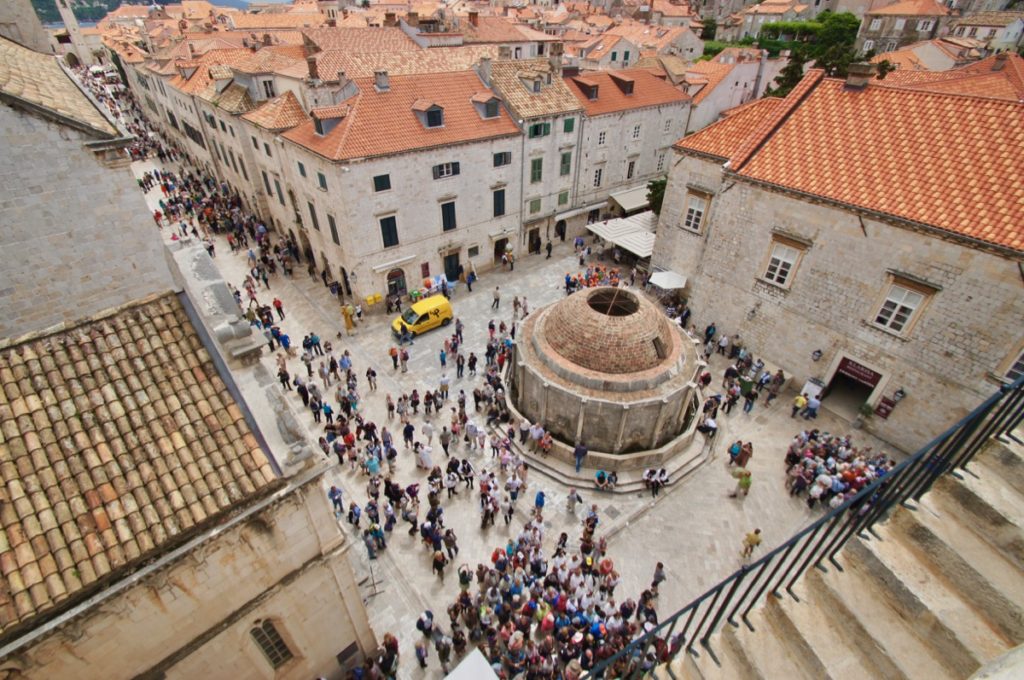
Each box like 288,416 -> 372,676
728,72 -> 1024,252
564,68 -> 689,115
868,0 -> 948,15
743,0 -> 802,15
685,59 -> 735,104
0,294 -> 278,636
315,45 -> 498,79
876,53 -> 1024,101
604,21 -> 694,54
0,37 -> 117,138
675,96 -> 783,158
212,82 -> 255,114
488,58 -> 583,119
652,0 -> 696,17
581,35 -> 625,61
282,69 -> 520,161
169,46 -> 306,95
461,16 -> 558,43
242,90 -> 309,131
301,27 -> 419,53
952,11 -> 1024,27
311,103 -> 350,119
230,12 -> 326,30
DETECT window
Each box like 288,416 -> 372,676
493,152 -> 511,167
274,180 -> 284,206
328,214 -> 340,245
317,172 -> 328,191
863,39 -> 875,52
917,19 -> 933,31
764,241 -> 800,286
611,51 -> 618,61
683,193 -> 707,231
1005,350 -> 1024,383
313,117 -> 325,136
219,120 -> 226,132
297,162 -> 306,177
262,80 -> 276,98
869,18 -> 881,31
239,160 -> 248,180
558,190 -> 569,206
632,124 -> 641,140
874,283 -> 926,333
484,100 -> 499,118
251,621 -> 292,669
528,122 -> 551,138
229,125 -> 234,137
531,157 -> 543,183
563,117 -> 575,133
433,162 -> 460,179
468,246 -> 480,258
493,189 -> 506,217
593,168 -> 603,187
261,171 -> 272,196
598,131 -> 606,145
264,143 -> 272,158
664,120 -> 671,133
441,201 -> 457,231
626,160 -> 635,180
229,152 -> 238,173
560,152 -> 572,176
657,153 -> 666,172
426,108 -> 444,128
308,202 -> 320,231
251,136 -> 258,150
380,215 -> 399,248
529,198 -> 541,214
373,174 -> 391,192
894,18 -> 906,30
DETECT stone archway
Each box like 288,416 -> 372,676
64,52 -> 80,69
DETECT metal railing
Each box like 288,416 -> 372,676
588,377 -> 1024,678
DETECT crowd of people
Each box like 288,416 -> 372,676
784,431 -> 896,510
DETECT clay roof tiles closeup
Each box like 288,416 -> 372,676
488,59 -> 583,119
675,96 -> 784,159
867,0 -> 949,15
564,68 -> 689,116
684,59 -> 736,104
282,69 -> 520,161
0,294 -> 278,636
875,53 -> 1024,101
723,72 -> 1024,252
242,90 -> 309,131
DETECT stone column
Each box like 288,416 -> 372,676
613,404 -> 630,453
575,398 -> 588,443
649,398 -> 673,449
540,382 -> 550,422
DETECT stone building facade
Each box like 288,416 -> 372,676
653,68 -> 1024,452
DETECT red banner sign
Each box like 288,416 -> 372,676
837,357 -> 882,388
874,397 -> 896,419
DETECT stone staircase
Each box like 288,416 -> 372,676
657,432 -> 1024,680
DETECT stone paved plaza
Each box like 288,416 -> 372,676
135,160 -> 894,677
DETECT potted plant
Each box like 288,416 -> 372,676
852,402 -> 875,429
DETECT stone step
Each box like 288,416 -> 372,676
656,651 -> 702,680
725,602 -> 821,679
771,576 -> 888,680
933,471 -> 1024,570
984,434 -> 1024,491
702,620 -> 769,680
893,490 -> 1024,642
847,526 -> 1011,673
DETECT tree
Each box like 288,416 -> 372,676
812,11 -> 862,76
767,46 -> 808,97
700,18 -> 717,41
647,178 -> 667,216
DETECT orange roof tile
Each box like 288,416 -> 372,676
314,45 -> 498,79
0,294 -> 278,635
728,73 -> 1024,252
564,68 -> 689,115
301,27 -> 421,53
675,96 -> 784,159
242,90 -> 309,131
282,70 -> 520,161
876,53 -> 1024,101
230,12 -> 326,29
868,0 -> 948,15
685,59 -> 735,104
311,103 -> 350,119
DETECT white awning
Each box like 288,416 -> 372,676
650,270 -> 687,289
447,649 -> 500,680
609,185 -> 651,213
371,254 -> 416,273
555,200 -> 607,222
587,211 -> 658,258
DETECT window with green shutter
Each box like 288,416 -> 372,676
531,157 -> 543,183
563,117 -> 574,133
560,152 -> 571,176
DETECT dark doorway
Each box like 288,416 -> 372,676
555,219 -> 566,241
822,357 -> 882,420
387,268 -> 407,296
443,252 -> 460,282
528,228 -> 541,254
493,238 -> 508,264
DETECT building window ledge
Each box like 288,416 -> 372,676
860,319 -> 910,342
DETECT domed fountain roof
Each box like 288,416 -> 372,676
540,287 -> 674,374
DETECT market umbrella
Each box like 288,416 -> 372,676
649,270 -> 687,289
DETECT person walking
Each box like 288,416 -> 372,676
729,468 -> 752,499
802,394 -> 821,419
573,441 -> 588,473
743,389 -> 760,414
439,348 -> 447,368
741,528 -> 763,559
492,286 -> 501,309
546,240 -> 553,258
652,562 -> 666,589
566,487 -> 582,514
432,549 -> 449,580
272,297 -> 285,319
791,393 -> 808,418
389,346 -> 399,370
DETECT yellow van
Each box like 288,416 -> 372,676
391,295 -> 453,337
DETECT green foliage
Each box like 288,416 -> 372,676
702,40 -> 731,58
700,17 -> 718,41
760,20 -> 822,40
647,178 -> 667,216
767,46 -> 808,97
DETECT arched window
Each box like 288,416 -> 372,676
250,620 -> 293,668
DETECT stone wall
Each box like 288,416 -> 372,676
655,170 -> 1024,452
11,478 -> 376,679
0,105 -> 174,340
0,0 -> 51,53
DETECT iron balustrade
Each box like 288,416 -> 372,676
586,377 -> 1024,679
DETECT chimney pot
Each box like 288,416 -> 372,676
845,62 -> 877,89
374,70 -> 390,91
408,11 -> 419,26
306,55 -> 319,80
992,52 -> 1008,71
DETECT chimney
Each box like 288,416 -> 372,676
262,33 -> 272,46
469,10 -> 479,27
384,12 -> 396,26
408,11 -> 419,26
306,55 -> 319,80
992,52 -> 1008,71
479,56 -> 492,85
327,17 -> 336,27
374,70 -> 390,92
844,62 -> 876,89
549,41 -> 564,76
